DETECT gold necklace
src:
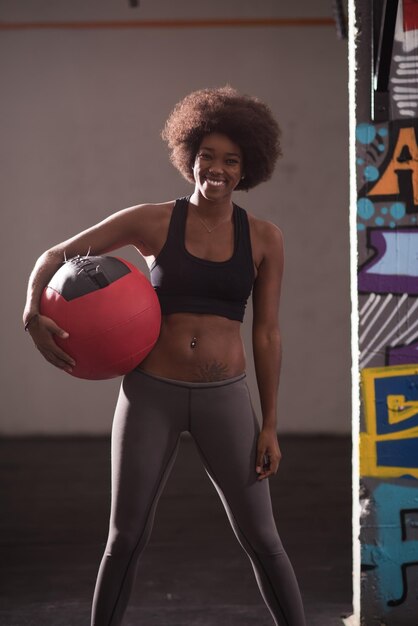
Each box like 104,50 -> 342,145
192,205 -> 233,233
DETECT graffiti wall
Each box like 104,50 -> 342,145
357,1 -> 418,624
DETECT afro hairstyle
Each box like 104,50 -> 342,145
161,86 -> 282,191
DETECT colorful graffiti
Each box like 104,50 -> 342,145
358,1 -> 418,623
365,125 -> 417,211
359,364 -> 418,625
362,482 -> 418,607
358,226 -> 418,369
360,364 -> 418,479
356,121 -> 418,231
392,0 -> 418,120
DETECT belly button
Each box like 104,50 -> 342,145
190,337 -> 197,349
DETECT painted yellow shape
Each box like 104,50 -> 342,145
387,395 -> 418,424
360,432 -> 418,478
366,127 -> 418,205
360,364 -> 418,478
361,364 -> 418,436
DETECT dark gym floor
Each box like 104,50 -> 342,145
1,435 -> 352,626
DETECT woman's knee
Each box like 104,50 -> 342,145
239,521 -> 285,557
105,524 -> 151,558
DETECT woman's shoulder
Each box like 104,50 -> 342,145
243,213 -> 284,291
129,200 -> 176,257
133,199 -> 176,219
245,211 -> 284,249
240,210 -> 284,273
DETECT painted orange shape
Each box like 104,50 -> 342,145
367,127 -> 418,205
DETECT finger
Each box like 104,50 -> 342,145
55,328 -> 70,339
52,346 -> 76,367
39,348 -> 74,372
257,468 -> 275,481
257,457 -> 281,480
256,449 -> 266,473
30,322 -> 70,348
40,329 -> 76,366
47,322 -> 70,340
40,315 -> 70,339
257,469 -> 269,480
51,359 -> 73,373
39,341 -> 76,367
48,356 -> 73,372
262,452 -> 272,469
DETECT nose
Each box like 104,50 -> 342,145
208,160 -> 223,174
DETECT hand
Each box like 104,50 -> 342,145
255,427 -> 282,481
26,314 -> 76,373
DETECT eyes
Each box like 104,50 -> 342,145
196,151 -> 240,167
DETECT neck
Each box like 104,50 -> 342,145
189,189 -> 233,216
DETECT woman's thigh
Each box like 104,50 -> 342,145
189,377 -> 283,555
108,370 -> 188,541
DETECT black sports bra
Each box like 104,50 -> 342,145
149,196 -> 255,322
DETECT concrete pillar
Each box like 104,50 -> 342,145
354,0 -> 418,624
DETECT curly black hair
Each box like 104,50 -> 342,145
161,86 -> 282,191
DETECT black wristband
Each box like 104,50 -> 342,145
24,313 -> 39,332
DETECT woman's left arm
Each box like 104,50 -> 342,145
251,221 -> 285,481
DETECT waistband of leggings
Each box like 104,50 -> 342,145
132,367 -> 247,389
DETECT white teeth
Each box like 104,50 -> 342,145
205,177 -> 225,186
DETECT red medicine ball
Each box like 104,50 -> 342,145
40,255 -> 161,380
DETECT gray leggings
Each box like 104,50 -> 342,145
91,369 -> 306,626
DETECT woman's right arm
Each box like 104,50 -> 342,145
23,202 -> 163,372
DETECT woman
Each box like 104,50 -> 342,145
23,87 -> 307,626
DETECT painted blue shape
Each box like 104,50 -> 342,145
357,198 -> 375,220
378,127 -> 389,137
357,157 -> 365,165
361,483 -> 418,606
364,165 -> 380,181
390,202 -> 406,220
357,223 -> 366,231
356,123 -> 376,144
390,221 -> 396,228
375,217 -> 385,226
374,374 -> 418,436
381,207 -> 388,214
358,228 -> 418,295
366,231 -> 418,277
377,439 -> 418,468
378,144 -> 385,152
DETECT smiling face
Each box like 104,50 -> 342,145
192,133 -> 244,202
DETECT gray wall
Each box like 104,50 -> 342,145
1,0 -> 350,435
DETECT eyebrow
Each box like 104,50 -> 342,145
199,146 -> 242,158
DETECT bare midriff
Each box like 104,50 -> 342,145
137,312 -> 246,382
